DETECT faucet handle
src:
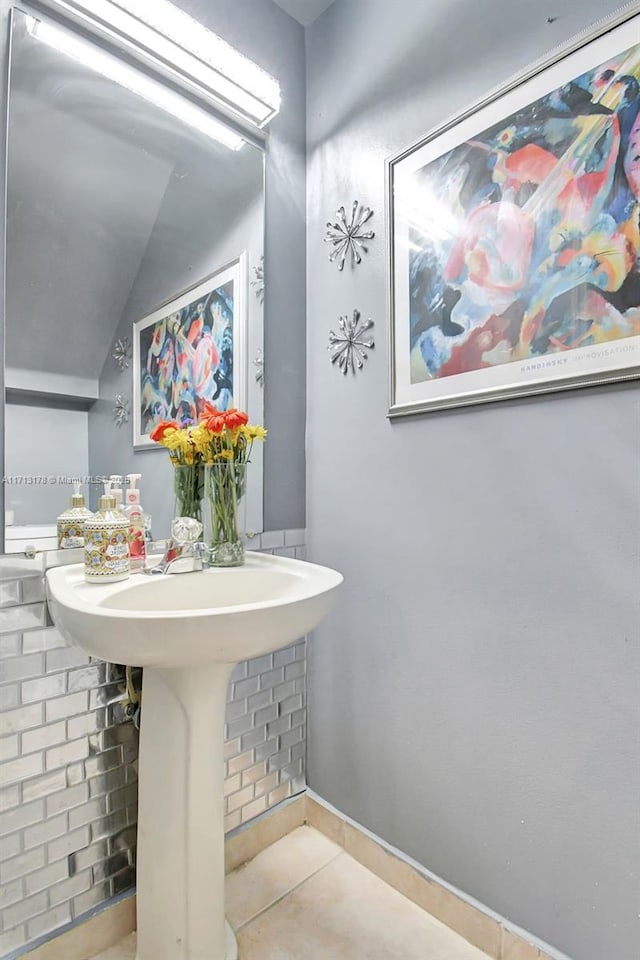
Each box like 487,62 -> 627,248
193,542 -> 210,561
171,517 -> 203,544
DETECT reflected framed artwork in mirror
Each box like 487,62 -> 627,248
133,255 -> 247,448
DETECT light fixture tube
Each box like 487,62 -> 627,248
27,16 -> 245,151
51,0 -> 281,126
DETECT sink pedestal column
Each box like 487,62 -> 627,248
135,662 -> 238,960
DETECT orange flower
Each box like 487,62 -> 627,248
203,407 -> 250,433
204,414 -> 225,434
149,420 -> 179,442
223,408 -> 249,429
199,400 -> 221,420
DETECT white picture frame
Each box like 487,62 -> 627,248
387,8 -> 640,417
132,254 -> 247,448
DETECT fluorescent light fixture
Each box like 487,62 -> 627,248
51,0 -> 281,126
26,16 -> 245,150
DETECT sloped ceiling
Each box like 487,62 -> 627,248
6,13 -> 262,387
7,86 -> 173,382
272,0 -> 337,27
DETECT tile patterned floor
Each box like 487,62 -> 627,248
92,826 -> 491,959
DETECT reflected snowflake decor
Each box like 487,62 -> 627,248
253,348 -> 264,388
113,395 -> 130,427
328,310 -> 374,375
112,337 -> 132,370
251,256 -> 264,303
324,201 -> 375,271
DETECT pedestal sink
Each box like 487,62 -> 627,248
46,553 -> 343,960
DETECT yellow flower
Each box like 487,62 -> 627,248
162,428 -> 189,452
157,412 -> 264,470
190,424 -> 212,456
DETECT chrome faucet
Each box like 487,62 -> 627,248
144,517 -> 210,575
145,540 -> 210,575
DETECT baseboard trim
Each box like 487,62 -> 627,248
224,792 -> 307,874
304,790 -> 572,960
19,893 -> 136,960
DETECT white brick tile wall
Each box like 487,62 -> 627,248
26,901 -> 72,941
0,532 -> 307,957
21,770 -> 67,803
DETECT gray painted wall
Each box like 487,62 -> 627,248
4,404 -> 89,525
171,0 -> 307,532
305,3 -> 640,960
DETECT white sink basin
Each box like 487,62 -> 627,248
46,552 -> 342,667
45,552 -> 343,960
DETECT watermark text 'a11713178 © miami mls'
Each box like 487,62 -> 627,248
1,475 -> 108,485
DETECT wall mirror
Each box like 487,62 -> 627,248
2,4 -> 265,553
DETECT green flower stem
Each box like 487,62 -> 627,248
206,462 -> 246,546
173,465 -> 204,522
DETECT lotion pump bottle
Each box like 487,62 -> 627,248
110,475 -> 124,509
84,481 -> 130,583
125,473 -> 147,572
57,482 -> 93,549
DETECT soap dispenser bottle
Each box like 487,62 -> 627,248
84,481 -> 130,583
110,475 -> 124,509
57,482 -> 93,549
124,473 -> 147,572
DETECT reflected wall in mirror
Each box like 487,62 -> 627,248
4,7 -> 265,553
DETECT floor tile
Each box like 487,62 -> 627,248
226,825 -> 342,929
90,932 -> 136,960
237,852 -> 492,960
344,823 -> 501,957
91,829 -> 495,960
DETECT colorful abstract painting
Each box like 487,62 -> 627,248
133,259 -> 245,447
389,16 -> 640,414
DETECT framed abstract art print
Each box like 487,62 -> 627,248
387,8 -> 640,416
133,255 -> 247,448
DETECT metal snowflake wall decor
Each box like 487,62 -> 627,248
253,348 -> 264,388
251,256 -> 264,303
113,395 -> 130,426
112,337 -> 132,371
324,201 -> 375,271
328,310 -> 374,374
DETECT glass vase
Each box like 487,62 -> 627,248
204,461 -> 247,567
173,464 -> 204,524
